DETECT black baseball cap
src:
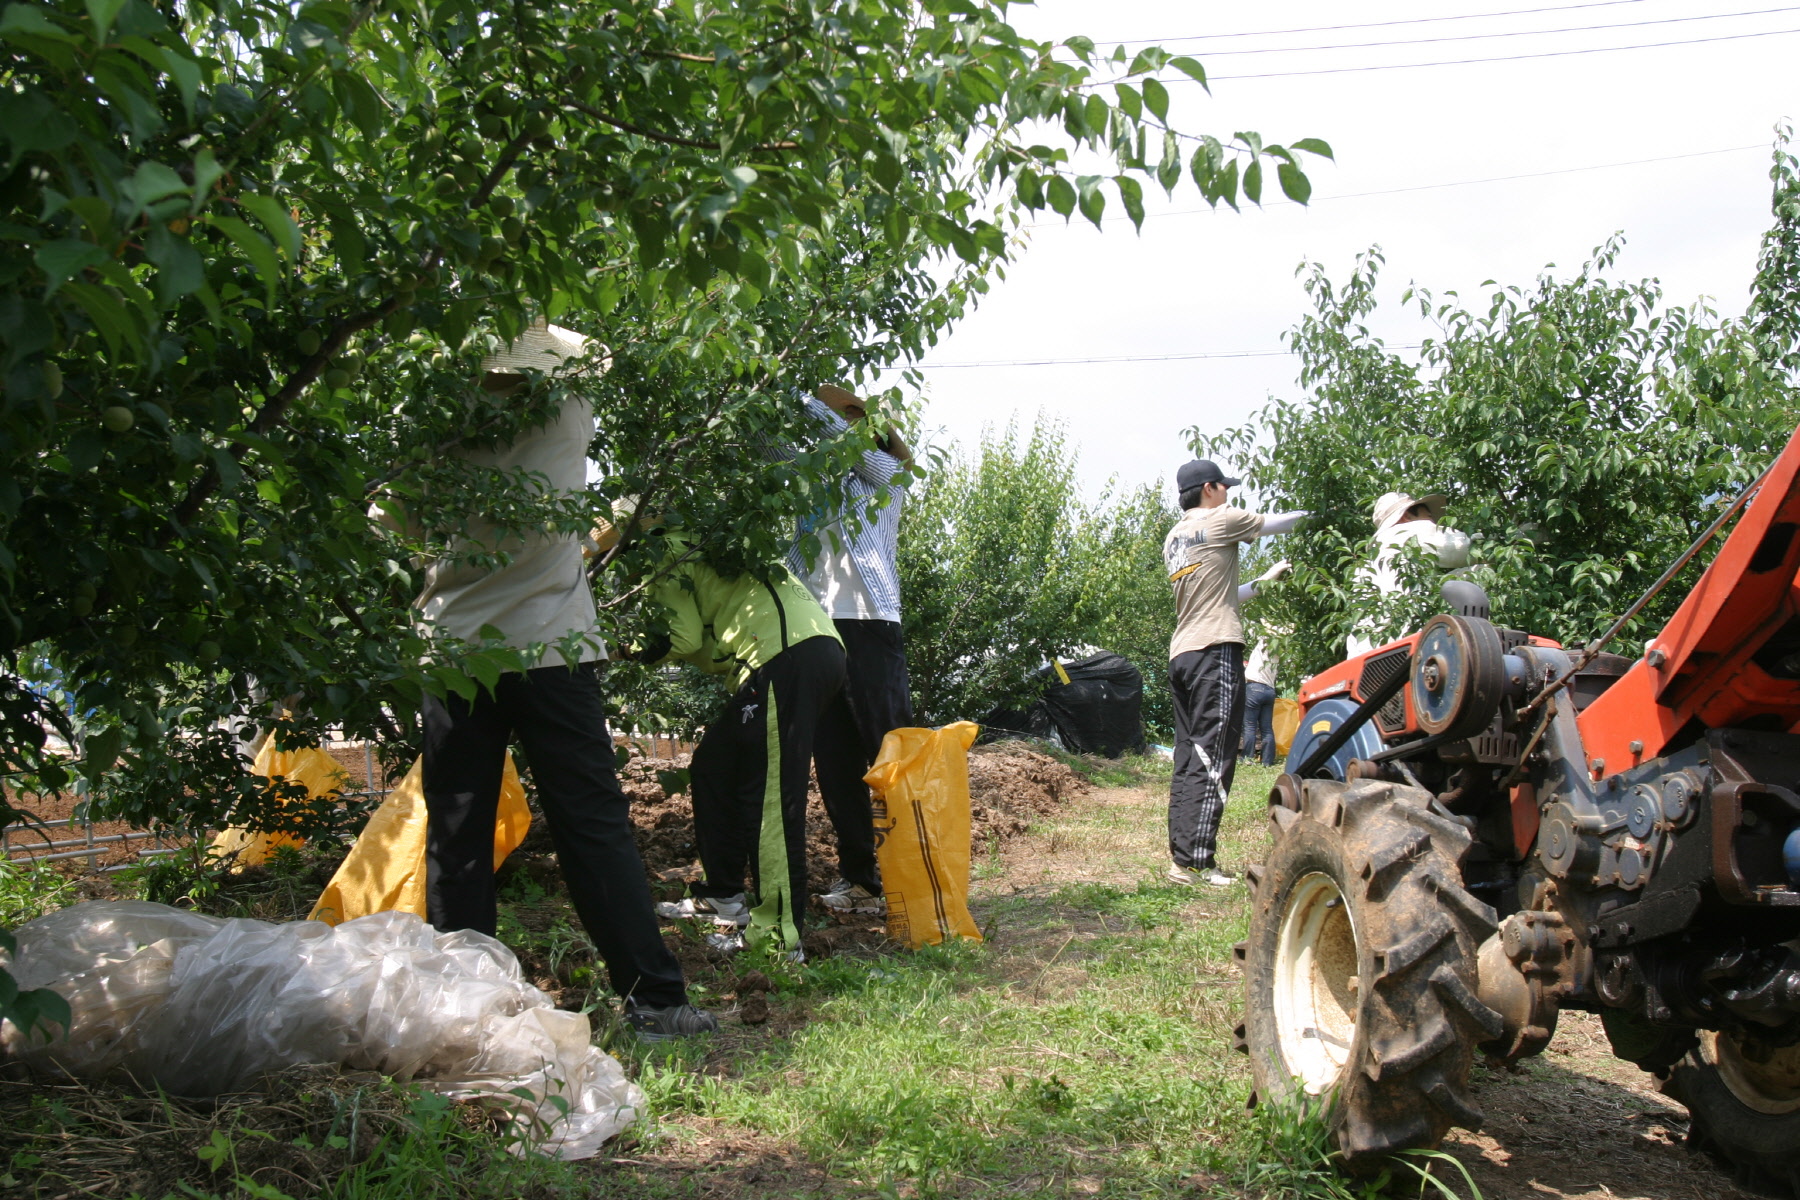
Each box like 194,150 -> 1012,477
1176,459 -> 1241,491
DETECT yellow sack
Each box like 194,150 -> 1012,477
864,721 -> 983,949
210,742 -> 349,871
309,753 -> 530,926
1273,697 -> 1300,760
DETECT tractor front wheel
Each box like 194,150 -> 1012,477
1241,778 -> 1504,1170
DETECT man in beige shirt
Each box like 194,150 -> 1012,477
1162,459 -> 1302,886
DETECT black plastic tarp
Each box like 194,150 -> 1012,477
981,650 -> 1148,758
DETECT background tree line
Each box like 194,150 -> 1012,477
1199,136 -> 1800,685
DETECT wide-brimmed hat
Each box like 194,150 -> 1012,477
1372,491 -> 1448,530
479,321 -> 603,374
815,384 -> 867,418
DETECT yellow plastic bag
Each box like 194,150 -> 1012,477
1273,697 -> 1300,761
210,742 -> 349,871
309,754 -> 530,926
863,721 -> 983,949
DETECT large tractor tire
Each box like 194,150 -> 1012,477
1240,777 -> 1504,1170
1666,1031 -> 1800,1196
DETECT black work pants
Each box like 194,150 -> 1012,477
1168,643 -> 1245,870
1241,681 -> 1278,767
687,635 -> 847,950
813,618 -> 914,893
420,661 -> 688,1009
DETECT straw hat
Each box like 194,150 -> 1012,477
479,321 -> 604,375
589,495 -> 661,556
1372,491 -> 1447,531
815,384 -> 867,419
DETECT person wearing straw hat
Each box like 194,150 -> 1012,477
784,383 -> 914,918
383,321 -> 716,1043
1343,491 -> 1471,657
1162,459 -> 1304,888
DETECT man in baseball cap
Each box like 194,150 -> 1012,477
1161,460 -> 1305,886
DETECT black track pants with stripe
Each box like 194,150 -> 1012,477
688,635 -> 848,950
1168,642 -> 1246,871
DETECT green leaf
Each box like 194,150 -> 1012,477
1244,158 -> 1263,205
1142,78 -> 1169,123
208,215 -> 284,302
1076,176 -> 1104,228
83,0 -> 126,42
190,149 -> 223,212
83,725 -> 123,778
212,446 -> 244,494
1277,161 -> 1312,205
127,161 -> 189,209
1291,137 -> 1335,161
0,4 -> 77,42
1045,175 -> 1075,219
1169,56 -> 1208,88
238,194 -> 302,260
1116,175 -> 1144,231
1112,82 -> 1140,121
36,240 -> 109,294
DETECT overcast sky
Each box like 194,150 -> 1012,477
875,0 -> 1800,502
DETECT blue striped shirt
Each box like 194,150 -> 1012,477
785,398 -> 908,622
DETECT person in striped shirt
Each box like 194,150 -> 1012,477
786,385 -> 915,916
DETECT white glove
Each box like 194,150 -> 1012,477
1436,531 -> 1472,569
1257,560 -> 1294,584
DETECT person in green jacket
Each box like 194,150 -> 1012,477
636,532 -> 847,956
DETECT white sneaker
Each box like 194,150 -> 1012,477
817,882 -> 885,915
656,893 -> 750,926
1202,869 -> 1236,888
1167,863 -> 1198,886
705,929 -> 747,954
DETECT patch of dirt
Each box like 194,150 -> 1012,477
1442,1011 -> 1763,1200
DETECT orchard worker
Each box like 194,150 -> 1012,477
631,513 -> 847,959
1343,491 -> 1472,657
375,321 -> 716,1043
1241,632 -> 1279,768
785,383 -> 915,917
1162,459 -> 1303,887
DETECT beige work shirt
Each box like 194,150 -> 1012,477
416,396 -> 605,665
1164,505 -> 1266,658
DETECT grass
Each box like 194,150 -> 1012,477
2,756 -> 1483,1200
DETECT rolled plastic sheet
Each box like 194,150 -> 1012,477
1,900 -> 640,1159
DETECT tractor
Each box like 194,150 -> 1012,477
1239,428 -> 1800,1194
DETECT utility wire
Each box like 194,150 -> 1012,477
1089,0 -> 1646,45
916,345 -> 1425,370
1181,6 -> 1800,56
1192,25 -> 1800,80
1024,143 -> 1767,230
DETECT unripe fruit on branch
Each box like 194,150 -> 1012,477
102,405 -> 134,433
42,361 -> 63,398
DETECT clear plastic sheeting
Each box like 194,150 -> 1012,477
0,901 -> 642,1159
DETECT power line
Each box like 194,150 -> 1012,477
1185,6 -> 1800,57
1023,143 -> 1767,230
916,346 -> 1426,370
1191,25 -> 1800,80
1090,1 -> 1646,45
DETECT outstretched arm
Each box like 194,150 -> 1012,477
1259,511 -> 1308,537
1237,560 -> 1294,603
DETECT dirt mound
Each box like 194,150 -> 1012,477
559,739 -> 1089,894
967,740 -> 1091,848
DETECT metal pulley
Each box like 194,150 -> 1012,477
1410,613 -> 1507,739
